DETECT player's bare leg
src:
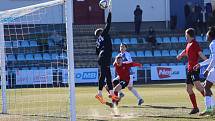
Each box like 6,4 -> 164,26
128,86 -> 144,106
117,91 -> 125,104
103,81 -> 121,108
186,84 -> 199,114
128,75 -> 143,106
193,81 -> 205,96
95,66 -> 107,104
112,84 -> 123,106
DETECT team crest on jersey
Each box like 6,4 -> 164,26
98,36 -> 104,42
96,36 -> 104,47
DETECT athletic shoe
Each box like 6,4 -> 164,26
95,94 -> 106,104
108,94 -> 119,102
199,109 -> 213,116
189,108 -> 199,115
115,101 -> 119,106
105,102 -> 113,108
138,99 -> 144,106
115,92 -> 125,106
119,92 -> 125,99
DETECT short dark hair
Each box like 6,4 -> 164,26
208,26 -> 215,39
186,28 -> 195,38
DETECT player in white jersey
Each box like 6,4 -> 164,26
117,43 -> 144,106
194,26 -> 215,116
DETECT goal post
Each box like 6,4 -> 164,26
0,0 -> 76,120
0,23 -> 7,114
65,0 -> 76,121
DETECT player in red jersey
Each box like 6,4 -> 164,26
177,28 -> 207,114
105,55 -> 142,106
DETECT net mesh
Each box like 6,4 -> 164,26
0,0 -> 70,120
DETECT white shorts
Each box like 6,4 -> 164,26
206,68 -> 215,83
128,75 -> 134,87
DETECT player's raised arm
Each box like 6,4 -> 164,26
113,59 -> 117,66
127,62 -> 142,68
101,12 -> 111,36
113,55 -> 118,66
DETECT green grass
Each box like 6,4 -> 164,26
0,84 -> 215,121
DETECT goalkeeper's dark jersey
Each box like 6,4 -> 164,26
96,12 -> 112,65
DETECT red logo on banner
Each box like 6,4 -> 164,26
157,67 -> 172,78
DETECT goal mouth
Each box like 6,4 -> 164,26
0,0 -> 75,120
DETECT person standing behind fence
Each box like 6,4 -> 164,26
184,2 -> 191,28
134,5 -> 142,35
201,6 -> 207,36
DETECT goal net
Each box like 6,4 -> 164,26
0,0 -> 75,120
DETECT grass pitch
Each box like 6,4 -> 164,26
0,84 -> 215,121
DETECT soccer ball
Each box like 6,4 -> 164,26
99,0 -> 108,9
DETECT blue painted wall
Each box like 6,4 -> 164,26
170,0 -> 204,29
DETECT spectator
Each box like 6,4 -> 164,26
48,31 -> 64,46
146,26 -> 157,48
187,7 -> 196,29
200,6 -> 207,36
206,3 -> 213,17
38,30 -> 49,52
213,10 -> 215,25
170,15 -> 177,30
208,10 -> 215,27
134,5 -> 142,35
184,3 -> 191,28
194,3 -> 202,35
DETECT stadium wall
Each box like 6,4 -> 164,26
0,0 -> 171,24
170,0 -> 205,29
107,0 -> 170,22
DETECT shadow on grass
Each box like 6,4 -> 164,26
120,104 -> 192,110
77,118 -> 108,121
0,113 -> 69,119
77,115 -> 110,121
139,115 -> 215,120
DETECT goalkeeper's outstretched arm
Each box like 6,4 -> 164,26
102,12 -> 111,36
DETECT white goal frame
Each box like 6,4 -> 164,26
0,0 -> 76,121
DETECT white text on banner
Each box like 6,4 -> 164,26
151,66 -> 186,80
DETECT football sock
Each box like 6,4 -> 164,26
98,90 -> 102,96
205,96 -> 212,109
189,93 -> 198,108
131,88 -> 142,100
